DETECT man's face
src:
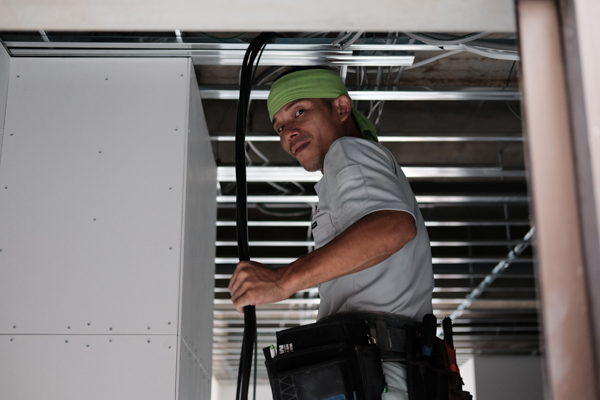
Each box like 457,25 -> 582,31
272,98 -> 344,172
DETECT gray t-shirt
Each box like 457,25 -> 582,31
312,137 -> 434,322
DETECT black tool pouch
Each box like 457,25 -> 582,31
263,315 -> 389,400
405,315 -> 473,400
406,332 -> 449,400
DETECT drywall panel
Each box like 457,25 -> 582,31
0,43 -> 9,158
0,57 -> 190,335
0,0 -> 516,32
470,355 -> 543,400
0,334 -> 178,399
459,357 -> 476,399
177,61 -> 216,400
179,337 -> 213,400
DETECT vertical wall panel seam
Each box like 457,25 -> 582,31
174,58 -> 193,400
0,41 -> 11,168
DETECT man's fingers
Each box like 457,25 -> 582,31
228,261 -> 250,293
232,287 -> 255,313
231,289 -> 248,313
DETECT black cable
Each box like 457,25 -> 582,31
235,32 -> 277,400
506,61 -> 522,121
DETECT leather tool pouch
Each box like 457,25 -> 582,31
263,315 -> 389,400
405,318 -> 473,400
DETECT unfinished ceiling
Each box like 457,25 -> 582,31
0,31 -> 536,384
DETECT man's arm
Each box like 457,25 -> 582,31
228,209 -> 416,313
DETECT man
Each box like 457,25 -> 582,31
229,68 -> 434,399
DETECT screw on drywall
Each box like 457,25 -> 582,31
12,325 -> 16,329
147,339 -> 151,344
168,322 -> 171,325
169,346 -> 172,349
105,78 -> 108,81
175,128 -> 178,131
16,75 -> 19,78
169,247 -> 172,250
86,344 -> 89,348
169,187 -> 172,190
98,151 -> 102,154
87,322 -> 91,326
10,338 -> 13,342
147,326 -> 151,330
180,74 -> 184,77
93,218 -> 96,221
65,340 -> 68,343
67,326 -> 71,329
10,133 -> 13,136
109,327 -> 113,331
109,339 -> 112,343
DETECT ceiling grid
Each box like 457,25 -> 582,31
0,31 -> 537,383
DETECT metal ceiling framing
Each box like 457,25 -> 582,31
0,32 -> 537,384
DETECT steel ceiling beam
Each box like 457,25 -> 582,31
200,86 -> 521,101
1,41 -> 496,52
7,47 -> 415,66
217,195 -> 529,204
214,239 -> 529,247
211,134 -> 524,142
215,274 -> 535,280
215,220 -> 532,227
217,166 -> 526,181
214,257 -> 533,265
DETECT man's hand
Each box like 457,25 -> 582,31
228,261 -> 293,313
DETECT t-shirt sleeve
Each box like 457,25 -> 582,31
324,138 -> 416,230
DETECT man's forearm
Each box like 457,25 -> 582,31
279,210 -> 417,294
229,209 -> 417,312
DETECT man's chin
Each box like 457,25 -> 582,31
299,158 -> 324,173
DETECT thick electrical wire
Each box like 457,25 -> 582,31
199,31 -> 248,42
332,31 -> 354,45
234,32 -> 277,400
506,61 -> 522,121
403,31 -> 493,46
246,141 -> 270,165
404,49 -> 464,70
341,31 -> 364,50
406,32 -> 517,51
460,44 -> 520,61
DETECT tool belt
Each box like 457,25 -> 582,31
263,312 -> 472,400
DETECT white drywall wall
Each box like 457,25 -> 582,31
0,56 -> 216,400
460,355 -> 544,400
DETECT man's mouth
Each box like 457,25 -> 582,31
292,141 -> 309,156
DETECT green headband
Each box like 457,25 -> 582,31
267,69 -> 378,142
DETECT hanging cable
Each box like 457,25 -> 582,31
403,31 -> 493,46
234,32 -> 277,400
404,49 -> 464,70
341,31 -> 364,50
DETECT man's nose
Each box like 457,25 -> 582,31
284,126 -> 299,142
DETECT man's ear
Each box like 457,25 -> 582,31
333,95 -> 353,122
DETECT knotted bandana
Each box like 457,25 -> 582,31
267,69 -> 378,142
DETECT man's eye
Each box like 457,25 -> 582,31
295,109 -> 304,117
277,125 -> 284,133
